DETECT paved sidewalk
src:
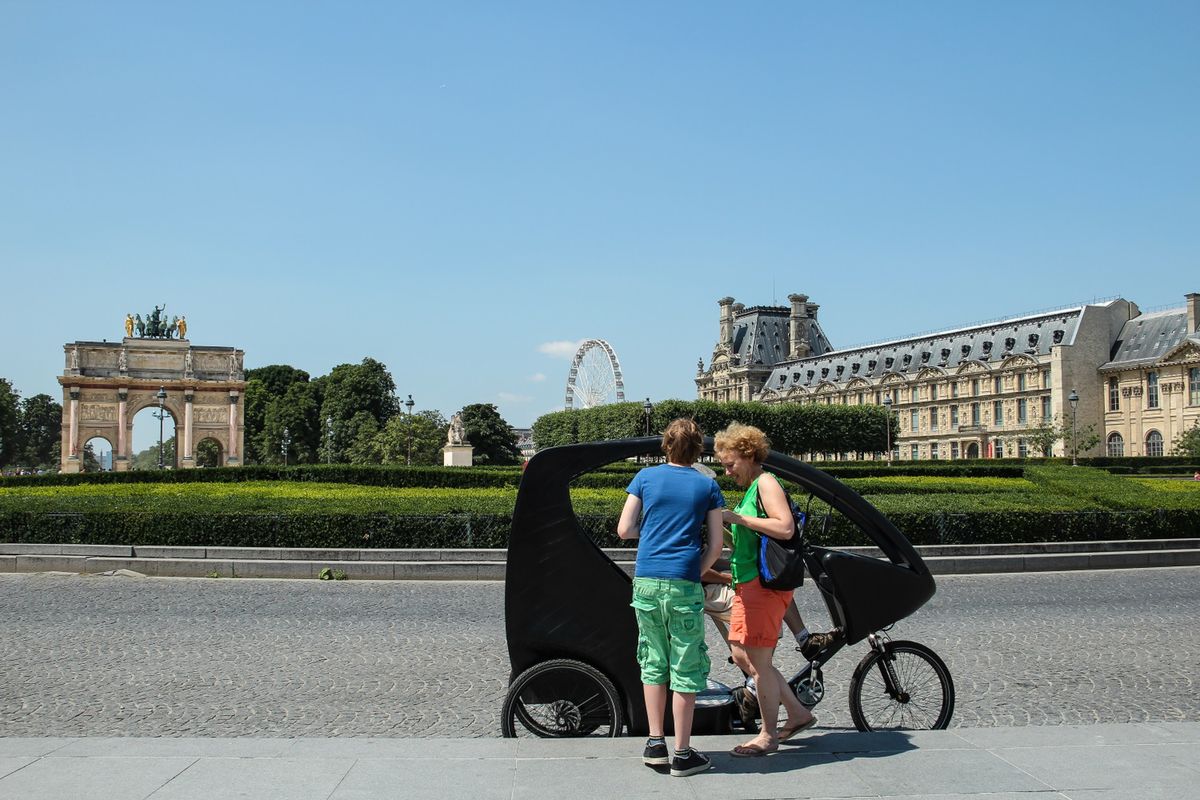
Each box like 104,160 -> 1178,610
1,722 -> 1196,799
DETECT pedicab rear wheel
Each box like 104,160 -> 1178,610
501,659 -> 624,738
848,640 -> 954,731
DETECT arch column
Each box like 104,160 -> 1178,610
116,388 -> 129,470
182,390 -> 195,466
227,392 -> 239,464
66,388 -> 81,469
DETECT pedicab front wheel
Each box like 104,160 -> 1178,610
848,640 -> 955,732
501,659 -> 624,738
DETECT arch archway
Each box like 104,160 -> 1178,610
965,442 -> 980,459
131,405 -> 177,469
58,338 -> 246,472
1107,432 -> 1125,457
195,437 -> 224,468
82,435 -> 114,472
1145,430 -> 1164,457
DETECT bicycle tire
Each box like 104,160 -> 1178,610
501,658 -> 623,738
848,640 -> 954,731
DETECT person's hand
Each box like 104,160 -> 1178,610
722,509 -> 739,525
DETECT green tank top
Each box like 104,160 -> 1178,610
729,477 -> 761,586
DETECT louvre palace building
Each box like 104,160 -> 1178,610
695,291 -> 1200,460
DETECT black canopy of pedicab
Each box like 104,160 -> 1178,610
505,437 -> 936,734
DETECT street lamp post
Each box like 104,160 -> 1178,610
1068,389 -> 1079,467
882,394 -> 893,466
404,394 -> 415,466
155,386 -> 167,469
643,398 -> 653,437
282,426 -> 291,467
325,415 -> 333,464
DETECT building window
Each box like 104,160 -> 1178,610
951,382 -> 959,398
1145,429 -> 1164,457
874,390 -> 882,405
971,402 -> 981,425
910,444 -> 920,460
951,405 -> 959,428
1147,372 -> 1159,409
857,392 -> 865,405
1018,373 -> 1027,391
1042,369 -> 1051,388
930,408 -> 938,431
930,442 -> 939,460
1018,438 -> 1028,458
1107,432 -> 1125,457
993,400 -> 1004,426
994,440 -> 1004,458
994,376 -> 1003,394
950,442 -> 959,459
1190,367 -> 1200,406
911,386 -> 919,403
910,410 -> 919,431
1042,395 -> 1051,421
930,384 -> 939,401
972,378 -> 980,397
1017,398 -> 1028,424
1108,377 -> 1120,411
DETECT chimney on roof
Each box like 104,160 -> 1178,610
718,297 -> 735,347
1187,292 -> 1200,334
788,293 -> 812,359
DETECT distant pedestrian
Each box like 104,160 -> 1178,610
618,418 -> 724,777
1193,470 -> 1200,481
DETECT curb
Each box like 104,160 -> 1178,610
1,539 -> 1197,580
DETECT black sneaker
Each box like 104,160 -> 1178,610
799,628 -> 844,661
670,748 -> 712,777
643,740 -> 669,766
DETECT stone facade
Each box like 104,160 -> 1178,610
1099,293 -> 1200,457
696,292 -> 1163,460
58,338 -> 246,472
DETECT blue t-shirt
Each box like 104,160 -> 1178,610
627,464 -> 725,582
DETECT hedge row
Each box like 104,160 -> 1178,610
0,464 -> 525,490
4,508 -> 1196,550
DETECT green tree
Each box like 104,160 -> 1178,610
460,403 -> 521,465
1171,419 -> 1200,458
131,436 -> 176,470
342,412 -> 381,464
0,379 -> 19,469
371,410 -> 448,465
15,393 -> 62,469
261,381 -> 323,464
82,441 -> 100,472
321,358 -> 399,428
195,438 -> 222,468
244,364 -> 311,397
242,365 -> 311,464
1025,422 -> 1060,458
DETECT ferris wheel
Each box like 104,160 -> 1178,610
564,339 -> 626,410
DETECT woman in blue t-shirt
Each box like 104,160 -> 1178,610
618,418 -> 724,777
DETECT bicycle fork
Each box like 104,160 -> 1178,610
867,633 -> 909,703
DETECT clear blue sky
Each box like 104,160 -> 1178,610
3,1 -> 1197,439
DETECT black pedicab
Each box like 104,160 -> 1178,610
502,437 -> 954,737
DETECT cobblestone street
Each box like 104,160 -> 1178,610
1,568 -> 1197,737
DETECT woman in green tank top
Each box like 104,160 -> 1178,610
714,423 -> 817,757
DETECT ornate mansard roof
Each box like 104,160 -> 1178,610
758,306 -> 1090,397
1100,307 -> 1200,371
725,305 -> 834,370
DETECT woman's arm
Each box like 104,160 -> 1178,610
699,507 -> 724,574
617,493 -> 642,540
722,473 -> 794,540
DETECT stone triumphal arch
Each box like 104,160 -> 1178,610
58,334 -> 246,472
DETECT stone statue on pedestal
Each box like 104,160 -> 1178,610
448,413 -> 466,445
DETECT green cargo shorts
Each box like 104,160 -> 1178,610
630,577 -> 710,694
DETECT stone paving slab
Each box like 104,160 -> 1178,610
1,728 -> 1197,800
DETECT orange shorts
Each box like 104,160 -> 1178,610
728,577 -> 791,648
